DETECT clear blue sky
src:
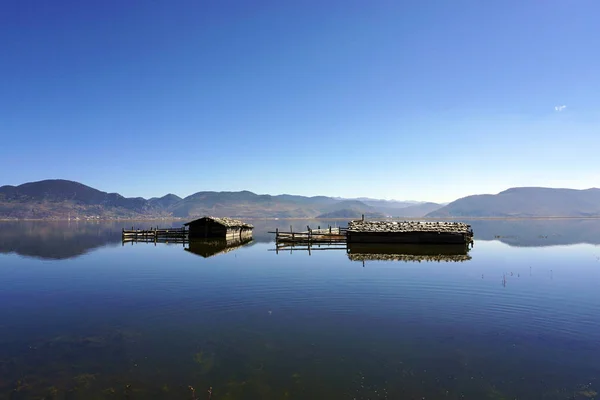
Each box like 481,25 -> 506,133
1,0 -> 598,202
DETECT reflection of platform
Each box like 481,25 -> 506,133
346,243 -> 472,262
184,237 -> 253,258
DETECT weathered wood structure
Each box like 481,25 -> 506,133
122,227 -> 187,244
270,226 -> 346,245
184,216 -> 253,240
346,220 -> 473,245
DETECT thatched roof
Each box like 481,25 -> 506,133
184,216 -> 254,229
347,220 -> 472,234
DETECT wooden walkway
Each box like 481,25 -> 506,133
122,227 -> 187,243
269,226 -> 347,245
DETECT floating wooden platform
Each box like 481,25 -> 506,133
269,226 -> 347,246
122,227 -> 187,243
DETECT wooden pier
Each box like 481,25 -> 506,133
270,225 -> 347,245
122,227 -> 188,243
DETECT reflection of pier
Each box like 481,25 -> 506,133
270,241 -> 472,262
270,242 -> 348,254
185,237 -> 253,258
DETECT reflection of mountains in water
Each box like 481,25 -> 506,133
0,221 -> 183,260
2,218 -> 600,261
467,218 -> 600,247
184,237 -> 253,258
347,243 -> 471,263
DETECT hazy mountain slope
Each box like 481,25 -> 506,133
352,199 -> 418,209
169,191 -> 285,218
316,209 -> 385,219
148,194 -> 182,210
315,200 -> 382,219
392,202 -> 443,217
427,187 -> 600,217
170,193 -> 375,219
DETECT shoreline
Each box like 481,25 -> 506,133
2,216 -> 600,222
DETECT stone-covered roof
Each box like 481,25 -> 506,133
347,220 -> 472,234
184,216 -> 254,229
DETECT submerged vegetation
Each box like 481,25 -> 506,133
0,324 -> 597,399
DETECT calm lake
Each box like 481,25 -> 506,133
1,219 -> 599,399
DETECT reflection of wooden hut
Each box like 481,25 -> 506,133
185,237 -> 253,258
347,243 -> 471,262
346,220 -> 473,245
184,216 -> 253,239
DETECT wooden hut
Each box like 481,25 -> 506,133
184,216 -> 254,239
346,220 -> 473,245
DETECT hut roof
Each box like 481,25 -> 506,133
184,216 -> 254,229
347,220 -> 472,234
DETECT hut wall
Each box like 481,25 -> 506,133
189,221 -> 254,239
188,220 -> 228,239
346,231 -> 469,245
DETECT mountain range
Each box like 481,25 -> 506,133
0,179 -> 442,220
0,180 -> 599,220
427,187 -> 600,218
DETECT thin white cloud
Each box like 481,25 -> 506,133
554,105 -> 567,112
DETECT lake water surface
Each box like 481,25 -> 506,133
1,219 -> 599,399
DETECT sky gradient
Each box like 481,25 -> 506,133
1,1 -> 599,202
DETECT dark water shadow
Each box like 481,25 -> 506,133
347,243 -> 472,262
185,237 -> 254,258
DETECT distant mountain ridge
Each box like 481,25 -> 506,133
0,179 -> 441,220
3,180 -> 597,220
427,187 -> 600,218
